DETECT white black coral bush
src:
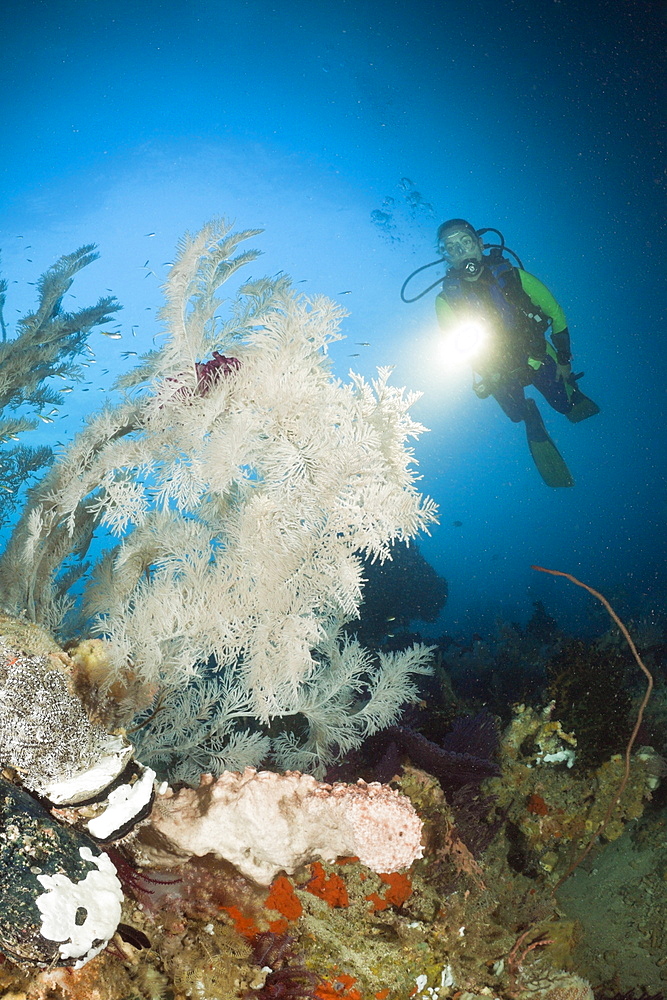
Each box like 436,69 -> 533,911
0,220 -> 438,780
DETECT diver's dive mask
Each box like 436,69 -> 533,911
440,229 -> 484,277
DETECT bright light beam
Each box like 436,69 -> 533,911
438,318 -> 489,368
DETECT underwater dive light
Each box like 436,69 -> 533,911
439,317 -> 489,367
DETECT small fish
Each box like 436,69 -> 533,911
121,351 -> 138,358
38,415 -> 54,423
386,616 -> 396,622
144,232 -> 156,238
338,290 -> 352,295
100,331 -> 122,339
348,353 -> 360,357
356,342 -> 370,347
143,260 -> 149,268
59,387 -> 73,393
452,520 -> 463,527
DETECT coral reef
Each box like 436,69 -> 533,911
0,705 -> 663,996
0,227 -> 665,997
546,640 -> 634,768
377,712 -> 501,791
485,702 -> 660,882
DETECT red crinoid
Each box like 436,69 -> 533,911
195,351 -> 242,393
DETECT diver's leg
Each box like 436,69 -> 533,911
531,355 -> 571,414
491,377 -> 530,422
492,377 -> 573,486
533,354 -> 600,422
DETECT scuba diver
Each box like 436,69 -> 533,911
403,219 -> 599,487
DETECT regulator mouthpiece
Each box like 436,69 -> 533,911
462,258 -> 483,278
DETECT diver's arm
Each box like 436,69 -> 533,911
518,270 -> 571,363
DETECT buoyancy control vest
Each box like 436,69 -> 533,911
438,255 -> 550,375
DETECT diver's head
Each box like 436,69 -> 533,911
437,219 -> 484,279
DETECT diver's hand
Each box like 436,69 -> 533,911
556,362 -> 572,383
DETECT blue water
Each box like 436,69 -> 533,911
1,0 -> 665,640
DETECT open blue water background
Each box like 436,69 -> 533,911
1,0 -> 665,639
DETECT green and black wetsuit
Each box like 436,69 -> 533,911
435,257 -> 572,384
436,254 -> 599,487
